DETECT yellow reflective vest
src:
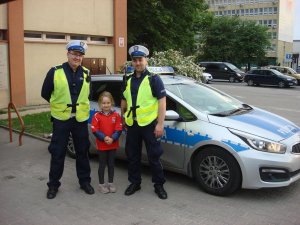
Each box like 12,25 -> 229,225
123,74 -> 158,126
50,65 -> 90,122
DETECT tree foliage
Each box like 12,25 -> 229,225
197,15 -> 271,69
127,0 -> 207,55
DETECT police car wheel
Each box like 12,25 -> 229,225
67,133 -> 76,159
193,147 -> 241,196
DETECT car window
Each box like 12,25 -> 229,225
206,64 -> 220,70
91,81 -> 123,106
288,68 -> 297,74
224,63 -> 237,70
270,67 -> 280,72
165,82 -> 242,114
260,70 -> 268,75
264,70 -> 274,76
166,96 -> 196,121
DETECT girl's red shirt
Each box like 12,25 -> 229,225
91,111 -> 122,151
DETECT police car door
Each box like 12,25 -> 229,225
158,96 -> 190,169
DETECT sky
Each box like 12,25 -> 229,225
294,0 -> 300,40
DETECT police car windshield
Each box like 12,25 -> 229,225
165,82 -> 243,115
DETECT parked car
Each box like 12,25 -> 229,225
244,69 -> 297,88
202,72 -> 213,84
199,62 -> 245,83
268,66 -> 300,85
66,67 -> 300,196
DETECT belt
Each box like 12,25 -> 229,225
127,105 -> 140,118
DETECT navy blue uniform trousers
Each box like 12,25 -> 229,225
47,118 -> 91,188
126,121 -> 166,185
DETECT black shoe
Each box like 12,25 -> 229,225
124,183 -> 141,196
154,184 -> 167,200
80,183 -> 95,195
47,187 -> 58,199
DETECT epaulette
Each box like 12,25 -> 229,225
53,65 -> 63,70
82,66 -> 90,75
123,73 -> 133,83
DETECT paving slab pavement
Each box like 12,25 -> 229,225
1,128 -> 300,225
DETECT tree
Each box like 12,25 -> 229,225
235,20 -> 271,70
127,0 -> 207,56
197,15 -> 270,70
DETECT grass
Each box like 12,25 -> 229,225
0,111 -> 52,137
0,110 -> 7,115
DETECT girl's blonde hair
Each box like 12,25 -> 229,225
98,91 -> 115,107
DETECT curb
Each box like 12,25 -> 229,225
0,125 -> 51,143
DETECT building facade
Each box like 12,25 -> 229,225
293,40 -> 300,70
0,0 -> 127,108
206,0 -> 294,67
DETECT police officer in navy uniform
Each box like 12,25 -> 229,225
41,40 -> 94,199
121,45 -> 168,199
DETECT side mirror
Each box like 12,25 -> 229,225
165,110 -> 181,121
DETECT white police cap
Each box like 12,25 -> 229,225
128,45 -> 149,58
66,40 -> 88,55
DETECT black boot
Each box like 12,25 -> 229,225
47,187 -> 58,199
154,184 -> 167,200
124,183 -> 141,196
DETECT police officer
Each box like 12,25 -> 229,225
121,45 -> 168,199
41,40 -> 94,199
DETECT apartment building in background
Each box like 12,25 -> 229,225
0,0 -> 127,108
206,0 -> 294,67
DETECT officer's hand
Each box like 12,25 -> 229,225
154,123 -> 164,138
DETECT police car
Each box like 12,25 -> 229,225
67,67 -> 300,196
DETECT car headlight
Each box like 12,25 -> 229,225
229,129 -> 286,154
237,73 -> 241,77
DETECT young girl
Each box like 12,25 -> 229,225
91,91 -> 122,193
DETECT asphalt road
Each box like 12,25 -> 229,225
210,81 -> 300,127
